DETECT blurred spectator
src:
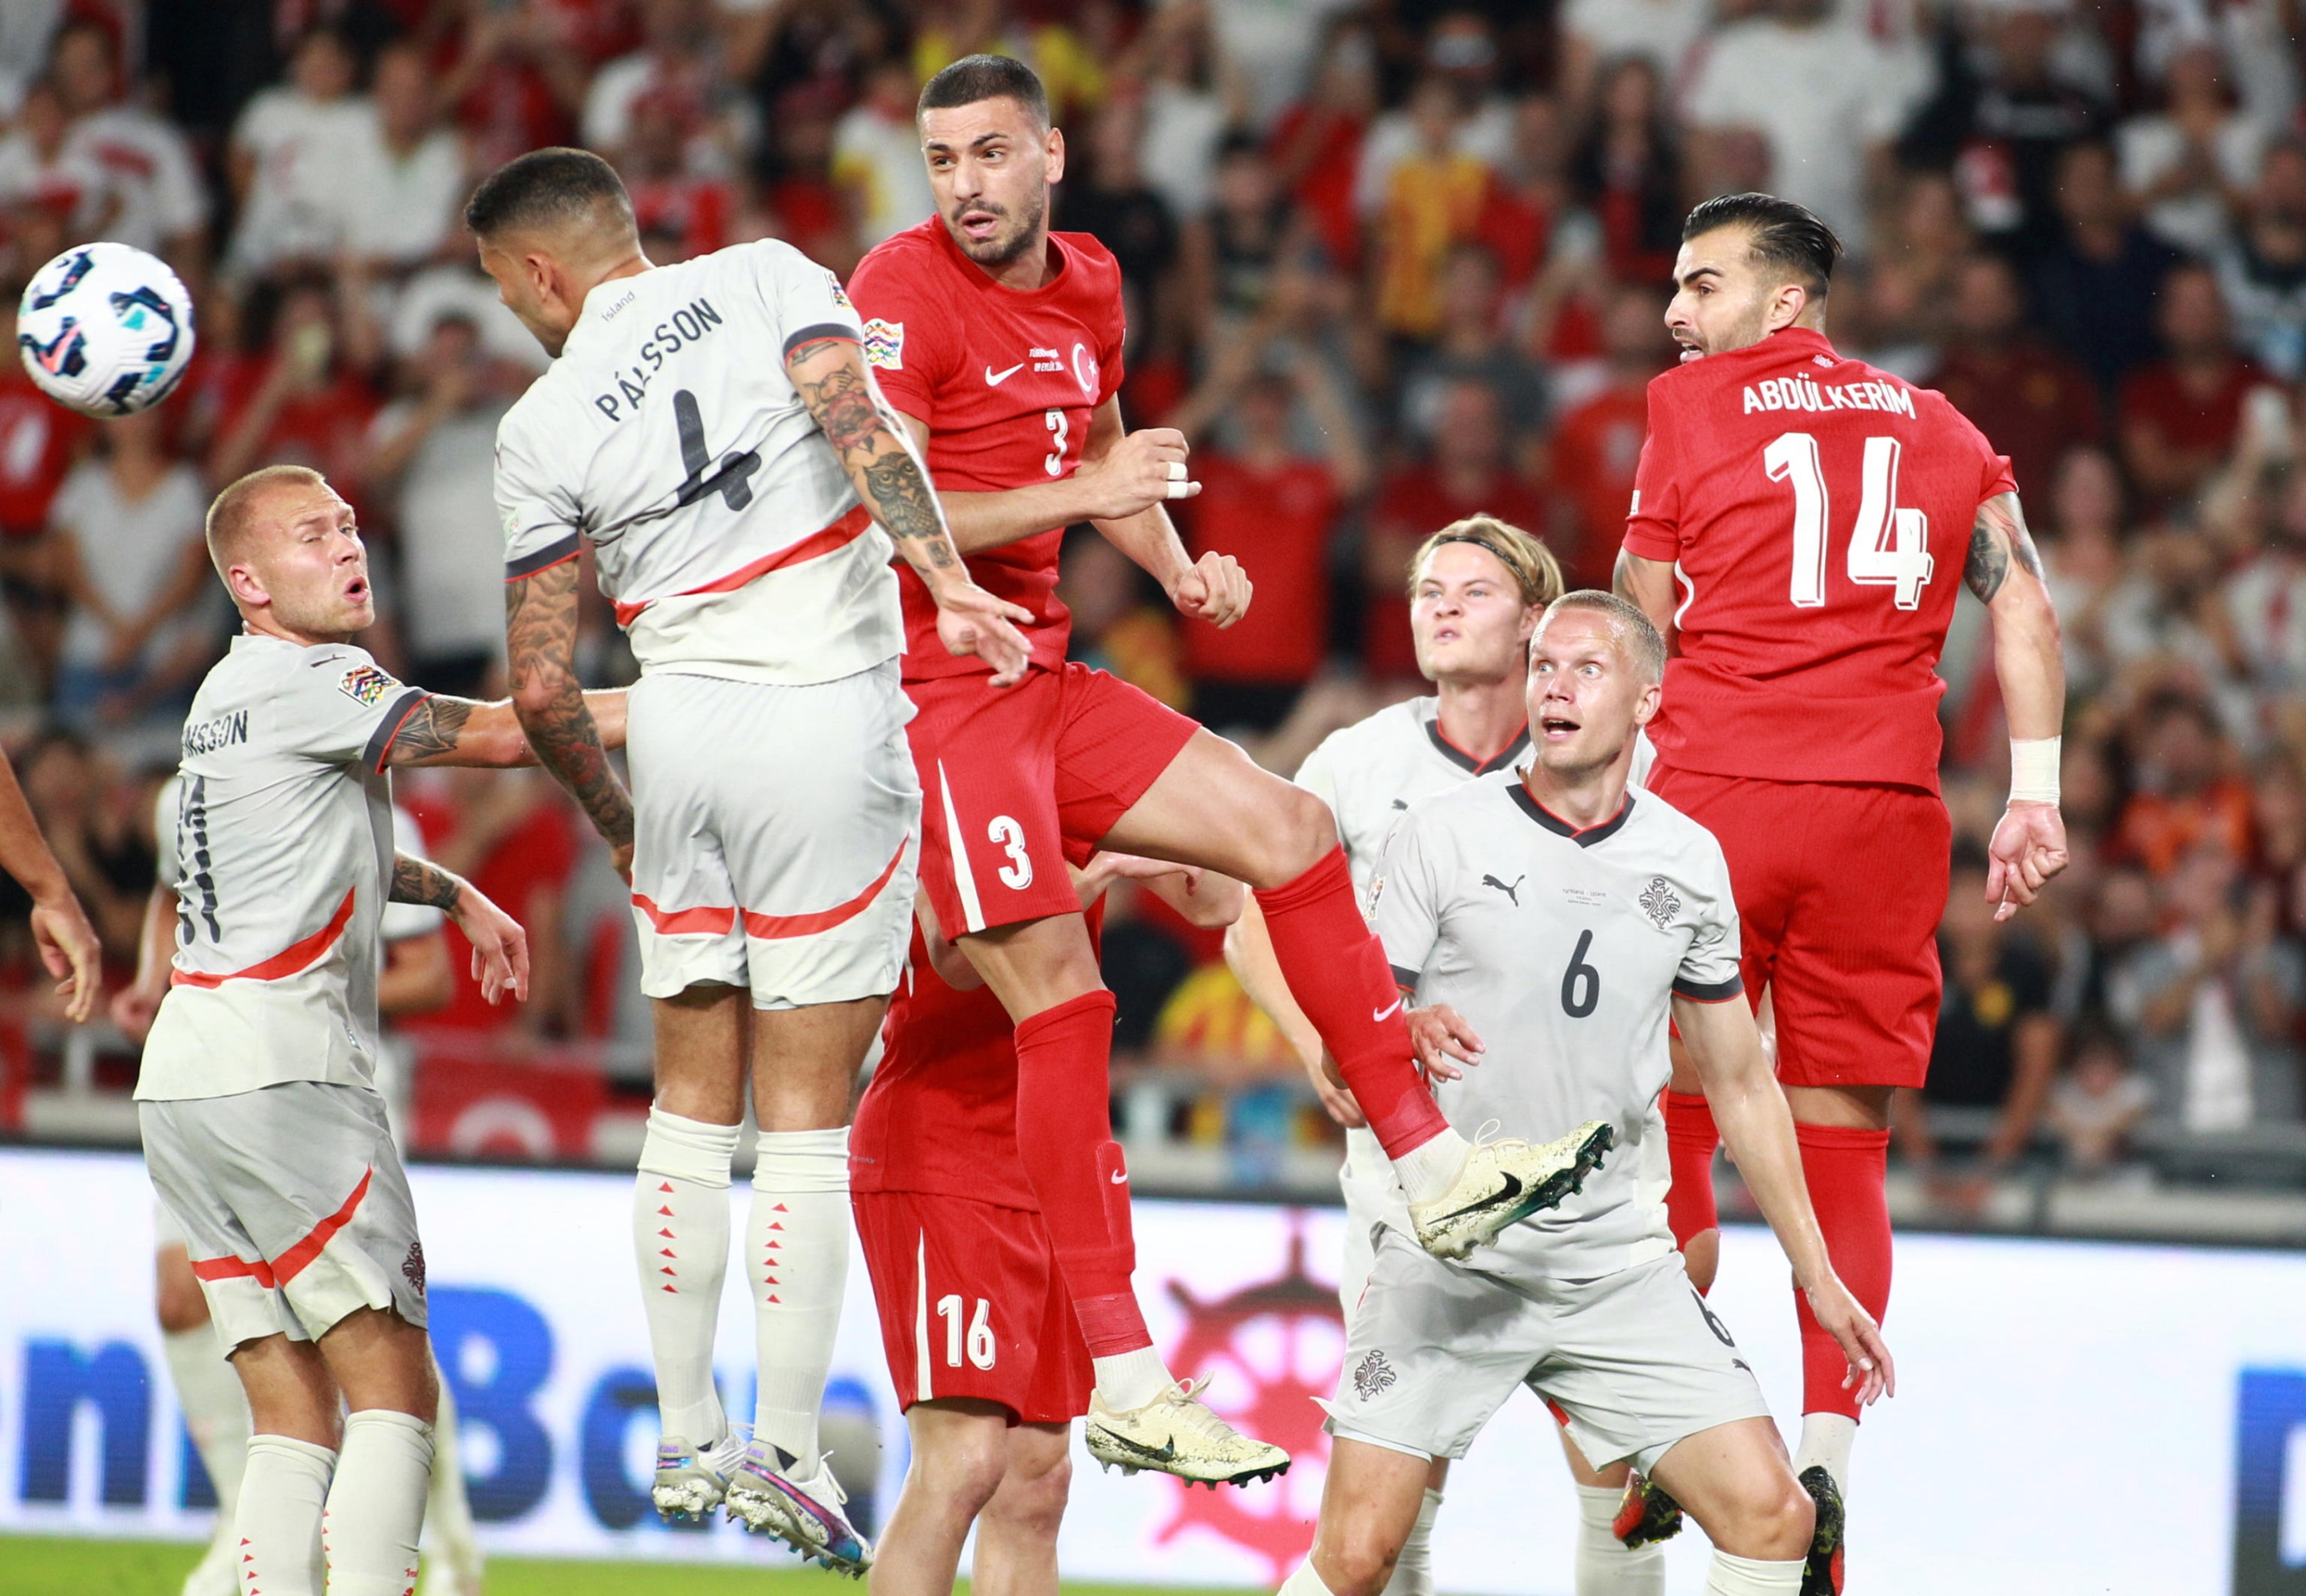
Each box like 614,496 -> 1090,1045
1171,348 -> 1366,732
365,313 -> 519,700
626,88 -> 742,261
10,729 -> 150,964
1060,98 -> 1180,373
2047,1020 -> 2153,1175
1183,132 -> 1295,344
757,82 -> 853,274
51,18 -> 207,270
341,41 -> 467,275
1266,21 -> 1376,270
832,57 -> 935,249
1131,0 -> 1238,225
211,279 -> 383,503
1203,0 -> 1356,131
2218,456 -> 2306,701
405,768 -> 578,1039
1899,3 -> 2106,259
1925,253 -> 2102,504
1569,54 -> 1684,289
583,0 -> 721,171
1366,74 -> 1493,342
2120,262 -> 2268,508
1681,0 -> 1921,255
2117,692 -> 2255,877
1356,15 -> 1514,223
436,2 -> 592,175
1550,283 -> 1669,591
45,409 -> 215,737
2037,445 -> 2133,696
910,0 -> 1108,127
1363,378 -> 1546,680
0,77 -> 116,238
1910,840 -> 2062,1174
2031,140 -> 2186,397
2118,42 -> 2265,259
227,27 -> 369,277
1557,0 -> 1710,114
1477,94 -> 1580,298
1056,527 -> 1186,710
2217,138 -> 2306,383
0,298 -> 90,699
2107,841 -> 2304,1127
1396,243 -> 1546,453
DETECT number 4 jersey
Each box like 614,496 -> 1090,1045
1623,326 -> 2015,792
494,239 -> 902,685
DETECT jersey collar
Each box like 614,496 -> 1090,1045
1507,781 -> 1634,847
1425,717 -> 1529,776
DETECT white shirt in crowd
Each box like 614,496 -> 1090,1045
228,85 -> 373,272
64,105 -> 207,255
831,102 -> 938,247
342,114 -> 468,267
372,396 -> 514,662
50,459 -> 210,673
1560,0 -> 1713,90
2118,110 -> 2268,258
0,128 -> 110,232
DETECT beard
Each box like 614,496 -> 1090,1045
946,184 -> 1048,267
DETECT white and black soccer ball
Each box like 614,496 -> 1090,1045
17,243 -> 195,417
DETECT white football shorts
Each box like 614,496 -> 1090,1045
140,1080 -> 427,1351
626,662 -> 919,1009
1325,1231 -> 1770,1474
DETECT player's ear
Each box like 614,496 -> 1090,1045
224,559 -> 269,613
1767,280 -> 1810,334
1044,124 -> 1066,184
1633,680 -> 1660,726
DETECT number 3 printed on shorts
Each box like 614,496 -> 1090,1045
1765,432 -> 1933,610
989,815 -> 1033,890
938,1294 -> 997,1369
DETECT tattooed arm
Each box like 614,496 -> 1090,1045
393,851 -> 531,1005
505,555 -> 634,867
1968,490 -> 2069,918
784,334 -> 1033,684
382,685 -> 628,768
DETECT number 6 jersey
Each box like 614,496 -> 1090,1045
1622,326 -> 2015,792
493,239 -> 902,685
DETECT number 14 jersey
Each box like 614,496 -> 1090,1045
1622,326 -> 2015,792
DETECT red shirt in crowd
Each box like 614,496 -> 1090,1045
1179,453 -> 1339,685
1929,341 -> 2101,505
1549,384 -> 1649,590
1364,464 -> 1550,679
1266,104 -> 1364,270
2119,357 -> 2267,496
0,367 -> 89,539
403,792 -> 579,1035
629,175 -> 736,259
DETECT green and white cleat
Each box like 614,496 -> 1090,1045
1409,1120 -> 1615,1262
1084,1377 -> 1290,1489
651,1426 -> 749,1524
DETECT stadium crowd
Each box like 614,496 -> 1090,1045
1,0 -> 2304,1213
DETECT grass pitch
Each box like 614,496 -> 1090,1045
0,1534 -> 1242,1596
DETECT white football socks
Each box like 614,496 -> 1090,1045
1392,1128 -> 1473,1207
162,1328 -> 249,1519
1380,1487 -> 1443,1596
748,1128 -> 851,1469
1092,1345 -> 1174,1414
1279,1555 -> 1338,1596
1574,1483 -> 1664,1596
422,1355 -> 483,1591
324,1410 -> 433,1596
635,1107 -> 740,1448
237,1435 -> 334,1596
1793,1412 -> 1856,1494
1705,1551 -> 1804,1594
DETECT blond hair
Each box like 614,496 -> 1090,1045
1542,589 -> 1667,683
1407,515 -> 1565,608
205,464 -> 326,578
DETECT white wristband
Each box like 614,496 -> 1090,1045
2008,737 -> 2061,805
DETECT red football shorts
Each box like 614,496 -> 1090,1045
907,662 -> 1200,936
851,1188 -> 1093,1424
1645,764 -> 1949,1089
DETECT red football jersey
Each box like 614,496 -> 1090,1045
847,218 -> 1128,681
1622,328 -> 2016,792
851,906 -> 1105,1207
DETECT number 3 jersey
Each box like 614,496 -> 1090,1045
136,635 -> 430,1102
1372,773 -> 1743,1281
1623,326 -> 2016,792
846,217 -> 1127,682
494,239 -> 902,685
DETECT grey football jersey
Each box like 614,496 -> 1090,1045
1295,697 -> 1529,903
1372,772 -> 1743,1282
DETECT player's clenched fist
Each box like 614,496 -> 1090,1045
1171,550 -> 1252,629
931,577 -> 1037,687
449,883 -> 531,1005
1076,426 -> 1198,519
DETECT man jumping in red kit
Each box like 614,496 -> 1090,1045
1615,193 -> 2067,1594
847,53 -> 1613,1485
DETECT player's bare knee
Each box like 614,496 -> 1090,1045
916,1432 -> 1008,1518
1717,1472 -> 1814,1562
155,1266 -> 209,1334
1250,782 -> 1338,886
1317,1519 -> 1404,1596
986,1446 -> 1071,1541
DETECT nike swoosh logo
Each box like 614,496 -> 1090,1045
1110,1169 -> 1128,1184
1373,999 -> 1403,1021
985,361 -> 1025,385
1095,1428 -> 1179,1463
1435,1169 -> 1521,1224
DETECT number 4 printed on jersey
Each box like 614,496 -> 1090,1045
1765,432 -> 1933,610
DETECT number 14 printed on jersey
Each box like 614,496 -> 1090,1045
1765,432 -> 1933,610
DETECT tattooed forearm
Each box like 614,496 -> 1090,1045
391,852 -> 462,910
1965,492 -> 2044,604
789,346 -> 965,577
859,452 -> 958,563
386,695 -> 474,764
505,558 -> 634,848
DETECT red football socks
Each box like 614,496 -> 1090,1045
1011,989 -> 1151,1357
1663,1089 -> 1721,1251
1793,1120 -> 1893,1421
1254,847 -> 1449,1158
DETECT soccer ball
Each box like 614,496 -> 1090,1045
17,243 -> 195,417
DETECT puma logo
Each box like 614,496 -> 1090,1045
1482,874 -> 1525,906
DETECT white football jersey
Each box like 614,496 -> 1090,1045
137,635 -> 425,1101
495,239 -> 902,685
1372,774 -> 1743,1282
155,782 -> 440,946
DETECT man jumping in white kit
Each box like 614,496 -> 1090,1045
468,147 -> 1029,1573
137,464 -> 624,1596
1281,592 -> 1893,1596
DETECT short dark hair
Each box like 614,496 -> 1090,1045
918,53 -> 1049,128
465,147 -> 634,240
1681,192 -> 1842,296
